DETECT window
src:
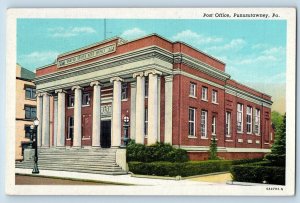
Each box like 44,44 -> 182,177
145,78 -> 148,97
25,106 -> 36,119
201,110 -> 208,138
82,93 -> 90,106
121,83 -> 128,100
212,90 -> 218,103
254,109 -> 261,135
201,87 -> 208,101
25,86 -> 36,99
246,106 -> 253,134
68,117 -> 74,139
144,108 -> 148,136
237,104 -> 243,133
188,108 -> 196,136
189,83 -> 196,97
212,115 -> 216,135
225,112 -> 231,136
68,95 -> 74,107
24,125 -> 31,139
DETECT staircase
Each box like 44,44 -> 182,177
15,148 -> 127,175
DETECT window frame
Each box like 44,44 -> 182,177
25,86 -> 36,100
67,94 -> 75,108
121,83 -> 128,100
82,93 -> 91,106
237,103 -> 243,133
212,90 -> 218,103
188,107 -> 196,137
201,110 -> 208,138
246,106 -> 253,134
24,125 -> 32,139
144,108 -> 148,136
212,115 -> 216,135
189,82 -> 197,98
225,111 -> 231,137
254,109 -> 261,135
24,105 -> 37,120
67,116 -> 74,139
201,87 -> 208,101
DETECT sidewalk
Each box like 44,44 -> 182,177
15,168 -> 220,186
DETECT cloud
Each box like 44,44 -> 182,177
19,51 -> 59,68
48,26 -> 96,38
172,30 -> 223,45
232,46 -> 285,66
120,28 -> 147,40
206,38 -> 246,53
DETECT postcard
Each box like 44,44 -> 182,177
5,8 -> 295,196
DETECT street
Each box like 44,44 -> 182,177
15,174 -> 112,185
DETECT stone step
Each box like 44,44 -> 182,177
16,166 -> 127,175
17,160 -> 118,166
16,163 -> 121,170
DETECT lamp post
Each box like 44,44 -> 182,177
121,116 -> 130,147
32,118 -> 39,174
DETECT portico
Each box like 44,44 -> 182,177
36,68 -> 172,149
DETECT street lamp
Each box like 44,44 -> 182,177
32,117 -> 39,174
121,116 -> 130,147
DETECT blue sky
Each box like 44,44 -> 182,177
17,19 -> 286,112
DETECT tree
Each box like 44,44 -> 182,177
209,135 -> 219,160
265,113 -> 286,166
271,111 -> 283,131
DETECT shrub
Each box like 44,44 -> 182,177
126,140 -> 188,162
129,160 -> 234,177
230,165 -> 285,185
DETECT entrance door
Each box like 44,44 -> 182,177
100,120 -> 111,148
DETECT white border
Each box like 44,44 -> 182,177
6,8 -> 296,196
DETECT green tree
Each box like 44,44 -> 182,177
209,135 -> 219,160
265,113 -> 286,166
271,111 -> 283,131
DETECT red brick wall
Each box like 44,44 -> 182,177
188,152 -> 266,161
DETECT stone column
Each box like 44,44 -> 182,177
130,82 -> 136,140
36,93 -> 43,147
133,72 -> 145,144
90,81 -> 102,148
55,89 -> 66,148
41,92 -> 50,148
157,77 -> 161,142
72,86 -> 83,148
164,75 -> 173,144
53,96 -> 58,147
110,77 -> 123,148
145,69 -> 162,145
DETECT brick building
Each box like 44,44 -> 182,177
33,34 -> 273,161
15,64 -> 36,160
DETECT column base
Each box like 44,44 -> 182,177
92,146 -> 101,149
71,146 -> 82,149
40,146 -> 50,149
55,146 -> 66,149
110,146 -> 120,149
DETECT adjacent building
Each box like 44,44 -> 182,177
16,64 -> 36,160
33,34 -> 273,160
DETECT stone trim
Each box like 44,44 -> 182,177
174,145 -> 271,153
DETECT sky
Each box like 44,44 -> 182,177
17,19 -> 287,113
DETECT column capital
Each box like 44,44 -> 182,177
36,92 -> 43,97
133,72 -> 144,78
71,85 -> 83,91
55,89 -> 67,94
165,75 -> 174,82
41,92 -> 51,97
90,81 -> 103,87
110,76 -> 123,83
144,69 -> 162,77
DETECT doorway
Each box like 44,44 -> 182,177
100,120 -> 111,148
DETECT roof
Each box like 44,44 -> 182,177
19,66 -> 35,80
